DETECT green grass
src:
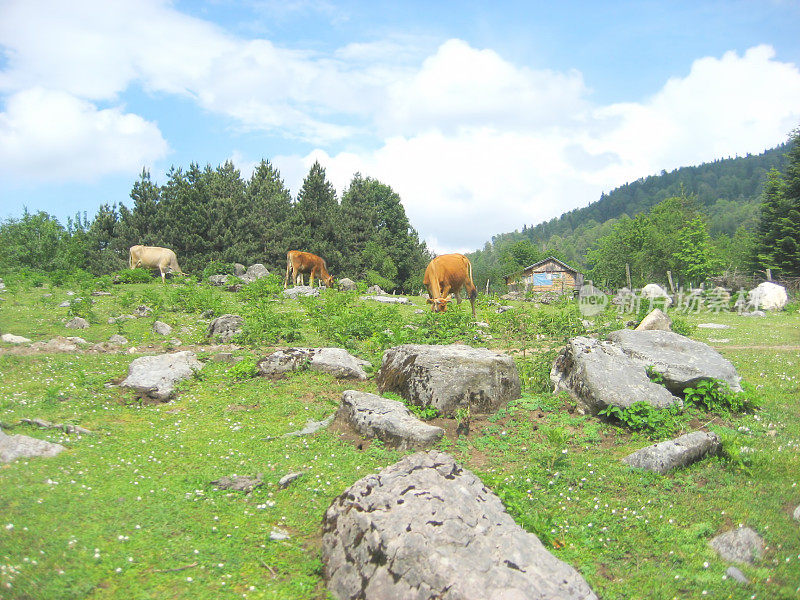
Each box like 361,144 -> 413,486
1,280 -> 799,598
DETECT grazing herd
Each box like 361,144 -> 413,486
128,245 -> 478,316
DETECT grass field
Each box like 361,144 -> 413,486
1,275 -> 799,599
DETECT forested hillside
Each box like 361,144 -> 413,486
468,142 -> 793,290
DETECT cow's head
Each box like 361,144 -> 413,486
322,274 -> 335,288
427,295 -> 452,313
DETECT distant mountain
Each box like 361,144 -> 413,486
468,143 -> 790,289
523,143 -> 789,244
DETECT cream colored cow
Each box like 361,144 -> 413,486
129,245 -> 183,283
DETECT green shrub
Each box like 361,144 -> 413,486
166,285 -> 222,314
202,260 -> 233,280
227,356 -> 259,380
240,299 -> 301,345
516,349 -> 560,394
238,273 -> 284,302
116,269 -> 153,284
599,401 -> 681,437
683,379 -> 756,413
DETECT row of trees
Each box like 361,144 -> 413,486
1,161 -> 431,292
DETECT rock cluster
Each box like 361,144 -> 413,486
258,348 -> 370,380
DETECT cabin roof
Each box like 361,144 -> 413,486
504,256 -> 582,281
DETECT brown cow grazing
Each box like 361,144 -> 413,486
129,245 -> 184,283
284,251 -> 335,289
423,253 -> 478,318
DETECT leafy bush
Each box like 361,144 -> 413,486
238,273 -> 284,302
670,315 -> 696,336
682,379 -> 756,413
599,401 -> 681,437
166,284 -> 222,314
516,349 -> 560,394
94,275 -> 113,291
240,299 -> 301,345
227,356 -> 259,380
116,269 -> 153,284
67,294 -> 97,323
302,292 -> 402,348
138,288 -> 166,312
645,365 -> 665,384
202,260 -> 233,280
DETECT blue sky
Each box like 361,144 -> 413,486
1,0 -> 799,253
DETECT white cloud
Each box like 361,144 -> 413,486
0,88 -> 169,181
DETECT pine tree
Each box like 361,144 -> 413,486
294,161 -> 341,269
242,160 -> 294,270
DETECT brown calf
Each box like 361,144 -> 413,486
284,251 -> 335,288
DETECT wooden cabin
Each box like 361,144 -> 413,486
503,257 -> 584,294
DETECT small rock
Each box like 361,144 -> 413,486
622,431 -> 720,474
207,314 -> 244,342
41,293 -> 53,298
278,472 -> 304,489
58,301 -> 71,308
270,528 -> 291,541
65,337 -> 88,345
66,291 -> 75,296
0,429 -> 65,463
337,278 -> 357,291
725,566 -> 749,584
282,285 -> 320,299
91,291 -> 112,296
240,263 -> 269,283
284,414 -> 335,437
365,285 -> 386,295
134,305 -> 152,317
360,295 -> 411,305
208,274 -> 229,286
211,475 -> 263,492
496,305 -> 514,313
697,323 -> 730,329
109,334 -> 128,345
792,504 -> 800,522
108,314 -> 135,324
65,317 -> 90,330
152,321 -> 172,335
635,308 -> 672,331
741,310 -> 766,317
1,333 -> 31,344
710,527 -> 764,564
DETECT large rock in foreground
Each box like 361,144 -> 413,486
258,348 -> 370,380
120,351 -> 203,400
606,329 -> 741,393
622,431 -> 721,474
0,429 -> 65,463
322,451 -> 597,600
551,337 -> 679,414
376,344 -> 520,415
337,390 -> 443,450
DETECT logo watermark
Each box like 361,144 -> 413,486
578,286 -> 763,317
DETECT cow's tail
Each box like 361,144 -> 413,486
467,258 -> 478,300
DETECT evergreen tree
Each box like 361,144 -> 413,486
294,161 -> 341,269
243,160 -> 294,270
117,169 -> 162,250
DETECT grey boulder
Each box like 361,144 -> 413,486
635,308 -> 672,331
606,329 -> 742,393
337,278 -> 357,291
258,348 -> 370,380
322,450 -> 597,600
152,321 -> 172,336
1,333 -> 31,344
622,431 -> 721,474
376,344 -> 520,415
550,336 -> 679,413
207,314 -> 244,342
65,317 -> 89,329
120,351 -> 203,400
0,429 -> 65,463
241,263 -> 269,283
337,390 -> 444,450
234,263 -> 246,276
109,334 -> 128,345
710,527 -> 765,564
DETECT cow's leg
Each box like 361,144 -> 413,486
309,268 -> 316,288
284,262 -> 292,288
